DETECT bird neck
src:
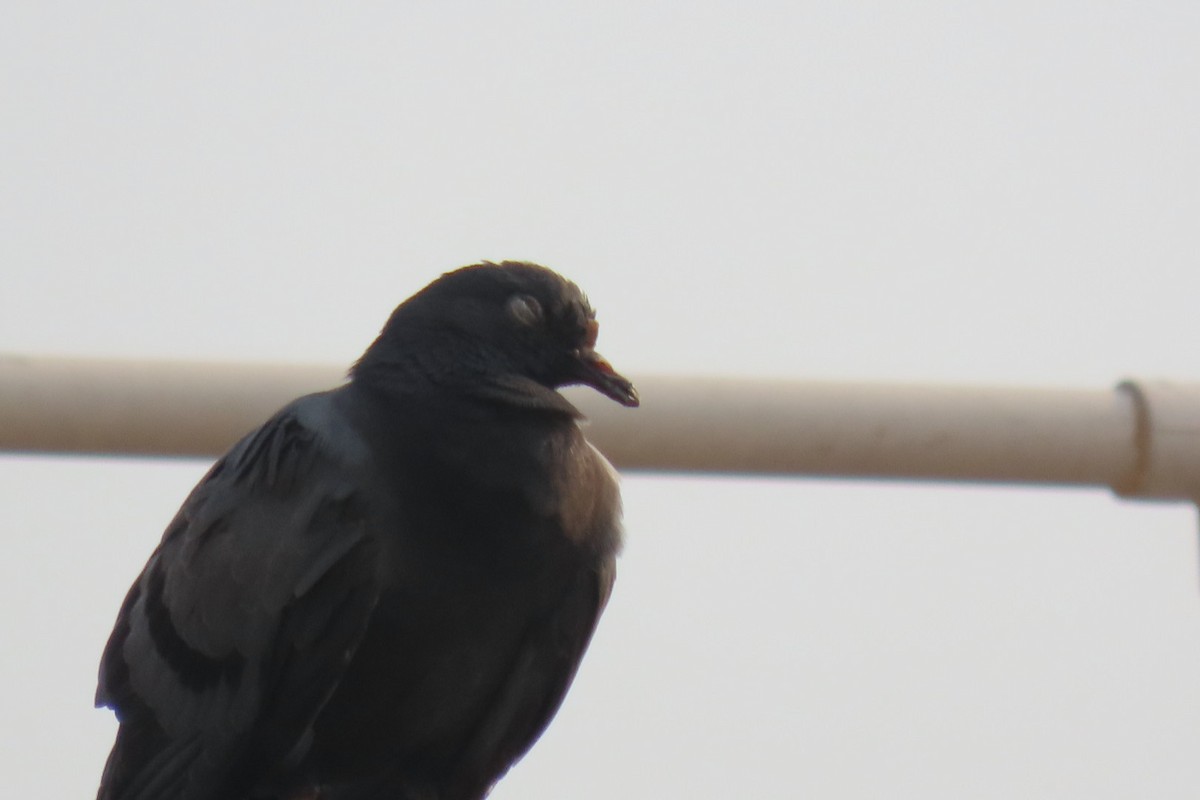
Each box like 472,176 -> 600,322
351,331 -> 581,418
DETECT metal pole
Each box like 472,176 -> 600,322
3,355 -> 1199,501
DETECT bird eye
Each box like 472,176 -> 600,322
506,294 -> 543,326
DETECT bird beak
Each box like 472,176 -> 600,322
574,320 -> 639,407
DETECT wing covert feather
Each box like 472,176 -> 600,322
96,392 -> 382,800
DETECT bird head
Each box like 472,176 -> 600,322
356,262 -> 639,408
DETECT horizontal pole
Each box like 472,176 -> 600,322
2,355 -> 1199,501
0,355 -> 345,459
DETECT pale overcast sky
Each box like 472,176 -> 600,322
3,3 -> 1200,798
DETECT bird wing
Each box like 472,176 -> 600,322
96,392 -> 382,800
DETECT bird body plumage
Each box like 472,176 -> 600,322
95,262 -> 635,800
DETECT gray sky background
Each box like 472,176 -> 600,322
3,3 -> 1200,798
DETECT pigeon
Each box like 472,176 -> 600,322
95,261 -> 638,800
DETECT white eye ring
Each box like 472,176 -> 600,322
506,294 -> 543,326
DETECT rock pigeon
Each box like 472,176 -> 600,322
95,261 -> 638,800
